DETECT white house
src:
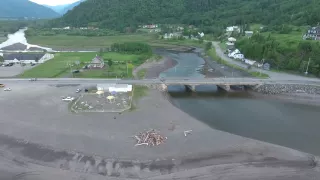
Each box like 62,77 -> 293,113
234,54 -> 244,60
226,26 -> 241,33
109,84 -> 132,93
225,42 -> 235,50
198,32 -> 205,38
227,37 -> 237,42
228,49 -> 241,58
97,84 -> 132,93
245,31 -> 254,37
3,53 -> 54,64
244,59 -> 256,66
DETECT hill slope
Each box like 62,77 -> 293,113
0,0 -> 59,18
60,0 -> 86,15
45,4 -> 69,14
52,0 -> 320,30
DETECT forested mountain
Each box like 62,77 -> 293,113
60,0 -> 86,15
46,0 -> 85,15
52,0 -> 320,30
0,0 -> 59,19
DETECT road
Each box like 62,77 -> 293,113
212,41 -> 320,80
1,77 -> 320,86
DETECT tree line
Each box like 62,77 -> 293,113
49,0 -> 320,35
236,33 -> 320,76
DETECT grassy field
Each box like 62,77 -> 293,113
27,34 -> 156,49
27,34 -> 205,49
19,52 -> 143,78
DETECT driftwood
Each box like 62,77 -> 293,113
184,130 -> 192,137
134,129 -> 167,147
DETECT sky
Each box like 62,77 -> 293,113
30,0 -> 80,6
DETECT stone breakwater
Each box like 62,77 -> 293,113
255,84 -> 320,95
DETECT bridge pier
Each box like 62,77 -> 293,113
217,85 -> 231,92
185,85 -> 196,92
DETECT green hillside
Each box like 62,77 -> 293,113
51,0 -> 320,31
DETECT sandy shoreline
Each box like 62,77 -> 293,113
133,56 -> 177,79
0,83 -> 318,178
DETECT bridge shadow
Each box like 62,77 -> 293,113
167,85 -> 248,97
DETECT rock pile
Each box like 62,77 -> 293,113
255,84 -> 320,95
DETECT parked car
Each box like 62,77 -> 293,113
0,84 -> 5,88
29,78 -> 37,81
4,88 -> 12,91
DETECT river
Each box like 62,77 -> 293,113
0,28 -> 53,52
158,49 -> 320,156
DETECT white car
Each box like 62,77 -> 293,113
4,88 -> 12,91
76,89 -> 81,93
62,97 -> 75,102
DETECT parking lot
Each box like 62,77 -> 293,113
0,64 -> 36,77
71,90 -> 132,113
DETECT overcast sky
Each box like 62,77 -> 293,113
30,0 -> 80,6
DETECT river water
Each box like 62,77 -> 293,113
0,28 -> 53,51
159,50 -> 320,156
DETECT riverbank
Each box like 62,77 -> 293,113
0,83 -> 319,179
133,56 -> 177,79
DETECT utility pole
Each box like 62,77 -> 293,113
305,58 -> 311,75
126,62 -> 129,78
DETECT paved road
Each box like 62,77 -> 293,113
1,77 -> 320,86
212,41 -> 320,81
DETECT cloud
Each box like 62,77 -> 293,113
30,0 -> 80,6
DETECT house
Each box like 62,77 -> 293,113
303,27 -> 320,40
109,84 -> 132,92
227,37 -> 237,42
234,54 -> 244,60
225,42 -> 235,50
228,49 -> 241,58
88,55 -> 104,69
97,84 -> 116,91
245,31 -> 254,37
244,59 -> 256,66
96,84 -> 132,92
164,32 -> 182,39
3,53 -> 54,64
226,26 -> 241,33
198,32 -> 205,38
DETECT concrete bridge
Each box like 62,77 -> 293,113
1,77 -> 319,92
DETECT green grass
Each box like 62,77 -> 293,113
133,85 -> 148,100
19,52 -> 145,78
28,34 -> 155,49
137,69 -> 147,79
19,52 -> 96,78
28,34 -> 205,49
206,48 -> 269,78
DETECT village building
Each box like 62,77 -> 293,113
88,55 -> 104,69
